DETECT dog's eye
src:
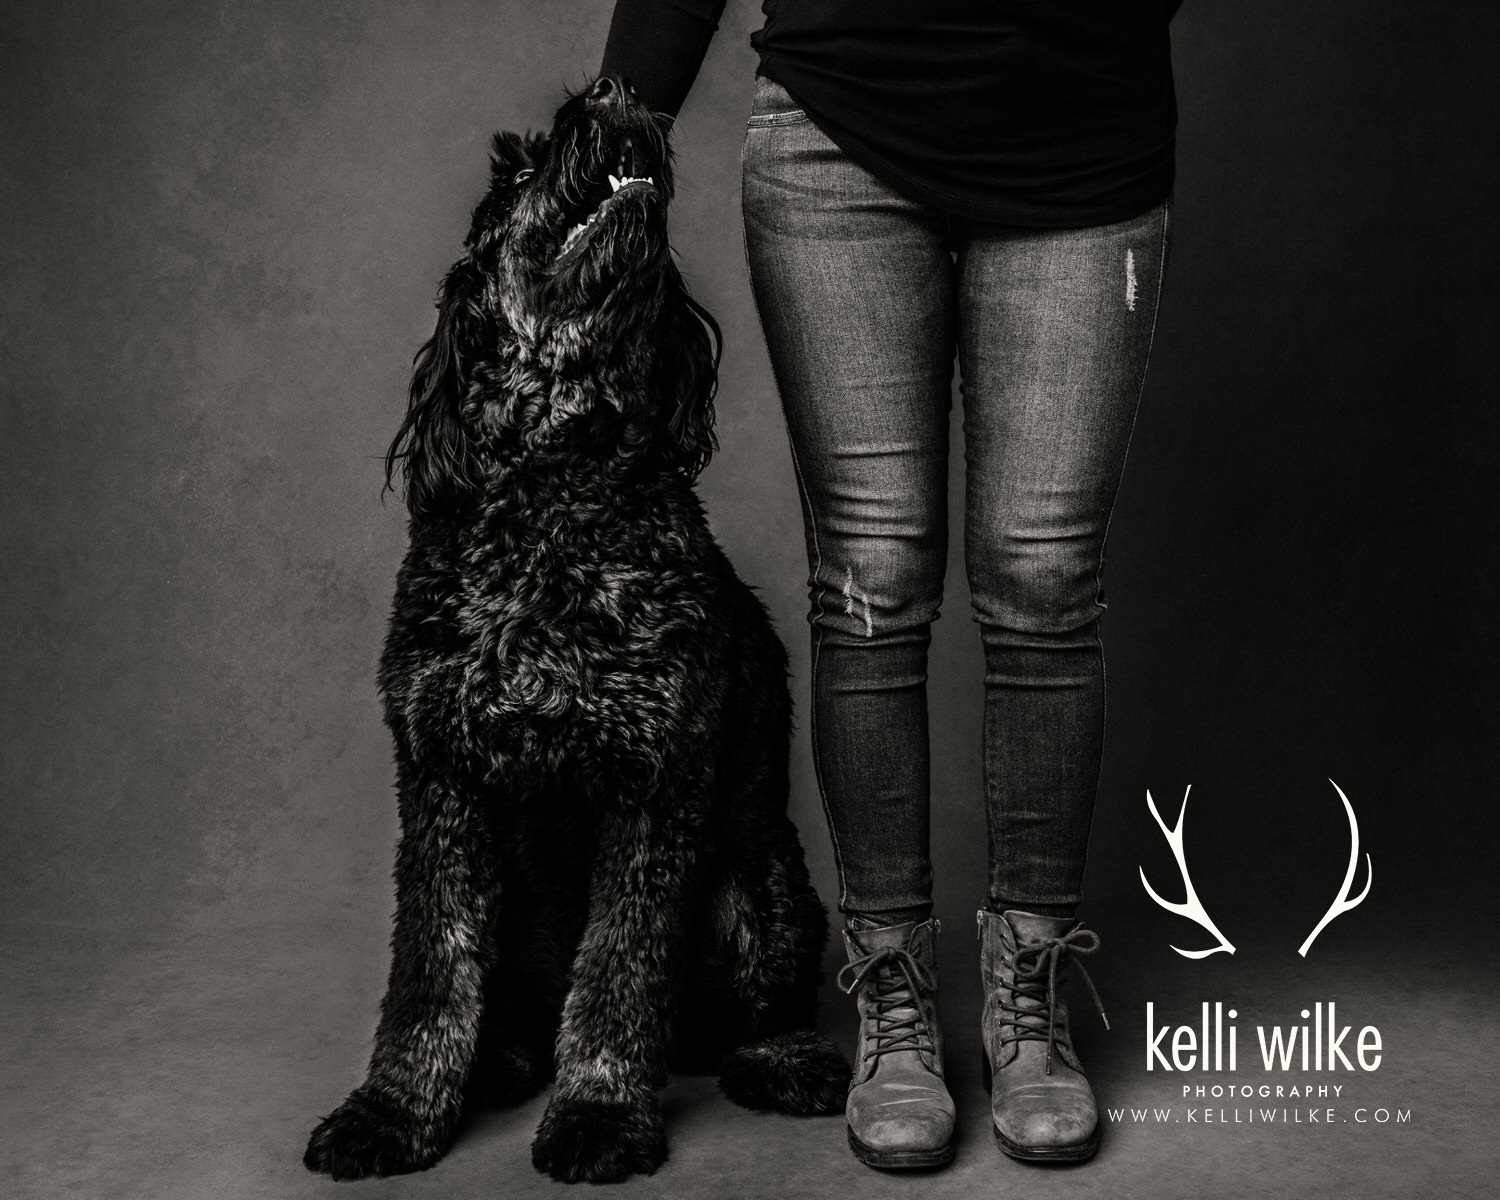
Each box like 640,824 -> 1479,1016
513,168 -> 534,185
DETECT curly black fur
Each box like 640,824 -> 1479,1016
303,76 -> 848,1185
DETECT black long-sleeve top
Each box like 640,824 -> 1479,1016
602,1 -> 1182,227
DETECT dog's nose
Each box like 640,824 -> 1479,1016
586,74 -> 634,106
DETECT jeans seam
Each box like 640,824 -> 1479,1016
740,131 -> 848,913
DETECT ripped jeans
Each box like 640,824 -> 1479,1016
741,74 -> 1170,919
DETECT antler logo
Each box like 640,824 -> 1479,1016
1139,780 -> 1372,959
1139,786 -> 1236,959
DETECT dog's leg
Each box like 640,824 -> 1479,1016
530,802 -> 705,1184
706,631 -> 851,1116
305,770 -> 496,1179
702,814 -> 850,1117
713,835 -> 850,1117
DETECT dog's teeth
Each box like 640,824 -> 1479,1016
608,174 -> 621,193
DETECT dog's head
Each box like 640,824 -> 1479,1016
388,76 -> 720,521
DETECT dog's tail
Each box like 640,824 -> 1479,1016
718,1030 -> 849,1117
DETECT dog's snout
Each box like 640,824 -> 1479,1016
586,74 -> 635,108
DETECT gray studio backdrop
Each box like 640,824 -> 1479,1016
3,2 -> 1497,1196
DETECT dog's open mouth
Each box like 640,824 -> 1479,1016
551,142 -> 658,270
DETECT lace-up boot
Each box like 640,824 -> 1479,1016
838,918 -> 956,1169
978,909 -> 1108,1162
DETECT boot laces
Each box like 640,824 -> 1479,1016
995,926 -> 1109,1075
837,945 -> 936,1061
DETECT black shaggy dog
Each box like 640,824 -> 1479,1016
303,77 -> 849,1184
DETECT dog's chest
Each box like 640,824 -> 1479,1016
476,556 -> 702,704
430,514 -> 718,743
387,485 -> 729,784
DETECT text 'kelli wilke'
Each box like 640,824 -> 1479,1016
1146,1002 -> 1382,1072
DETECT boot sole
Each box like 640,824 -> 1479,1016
992,1124 -> 1099,1163
847,1127 -> 956,1170
982,1051 -> 1100,1163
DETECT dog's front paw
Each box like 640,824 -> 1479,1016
530,1095 -> 666,1184
303,1089 -> 443,1180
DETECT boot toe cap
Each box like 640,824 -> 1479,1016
993,1085 -> 1097,1155
848,1077 -> 956,1156
859,1110 -> 955,1154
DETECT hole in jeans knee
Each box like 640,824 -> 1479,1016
842,567 -> 874,639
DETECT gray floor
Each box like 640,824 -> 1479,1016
3,916 -> 1493,1200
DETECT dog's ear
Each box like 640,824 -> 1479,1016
654,271 -> 722,479
385,260 -> 486,520
489,130 -> 542,179
470,132 -> 548,244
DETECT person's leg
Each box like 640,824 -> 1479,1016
955,198 -> 1171,1161
741,77 -> 955,927
741,73 -> 958,1170
956,200 -> 1171,917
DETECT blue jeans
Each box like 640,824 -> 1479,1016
741,74 -> 1170,921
